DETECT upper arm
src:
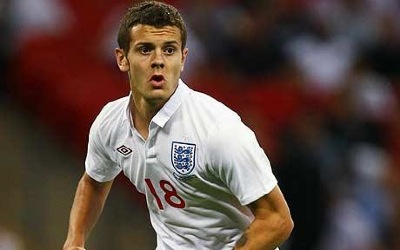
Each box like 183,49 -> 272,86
248,185 -> 293,234
248,185 -> 292,221
234,186 -> 293,249
85,118 -> 121,182
81,172 -> 114,196
74,172 -> 114,206
207,122 -> 278,205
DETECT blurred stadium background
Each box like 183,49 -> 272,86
1,0 -> 399,249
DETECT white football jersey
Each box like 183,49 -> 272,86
86,80 -> 278,250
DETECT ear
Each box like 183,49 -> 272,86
180,48 -> 189,72
115,48 -> 129,72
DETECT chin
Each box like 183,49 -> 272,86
146,91 -> 169,102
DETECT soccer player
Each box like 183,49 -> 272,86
63,1 -> 293,249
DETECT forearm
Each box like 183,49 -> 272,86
64,173 -> 113,249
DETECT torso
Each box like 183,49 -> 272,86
86,81 -> 277,249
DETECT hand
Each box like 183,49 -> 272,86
64,247 -> 86,250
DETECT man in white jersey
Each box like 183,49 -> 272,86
63,1 -> 293,250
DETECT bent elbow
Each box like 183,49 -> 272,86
285,217 -> 294,238
280,215 -> 294,241
271,213 -> 294,244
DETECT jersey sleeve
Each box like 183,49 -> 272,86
85,116 -> 121,182
207,121 -> 278,206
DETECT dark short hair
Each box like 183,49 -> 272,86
117,1 -> 187,53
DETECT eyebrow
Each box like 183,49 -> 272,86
164,41 -> 179,46
134,41 -> 179,47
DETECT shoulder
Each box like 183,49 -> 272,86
184,89 -> 240,124
183,89 -> 257,148
90,95 -> 129,136
208,118 -> 257,153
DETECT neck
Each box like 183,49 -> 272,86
130,95 -> 164,140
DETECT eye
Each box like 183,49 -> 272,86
139,46 -> 152,55
164,46 -> 176,55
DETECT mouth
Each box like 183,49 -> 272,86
150,74 -> 165,88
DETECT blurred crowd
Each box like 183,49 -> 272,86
1,0 -> 400,249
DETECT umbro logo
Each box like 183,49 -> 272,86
116,145 -> 132,156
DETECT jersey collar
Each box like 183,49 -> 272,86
152,79 -> 189,128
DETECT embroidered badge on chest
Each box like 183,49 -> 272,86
171,141 -> 196,177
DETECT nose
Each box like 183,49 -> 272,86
151,61 -> 164,69
151,50 -> 165,69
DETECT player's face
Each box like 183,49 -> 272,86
116,24 -> 188,105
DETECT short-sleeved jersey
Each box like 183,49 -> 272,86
86,80 -> 278,250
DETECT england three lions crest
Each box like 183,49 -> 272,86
171,142 -> 196,176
